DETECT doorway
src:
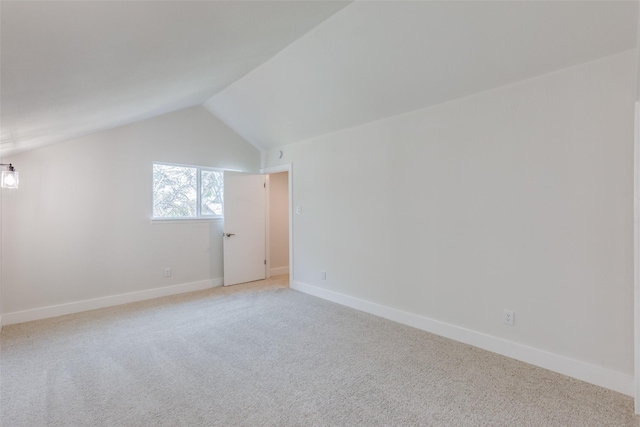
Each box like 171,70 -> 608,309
266,171 -> 289,279
262,164 -> 293,285
222,164 -> 293,287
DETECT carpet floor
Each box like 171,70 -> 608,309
1,276 -> 638,426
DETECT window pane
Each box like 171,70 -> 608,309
201,170 -> 224,216
153,164 -> 197,217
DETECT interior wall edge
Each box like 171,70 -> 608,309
634,100 -> 640,413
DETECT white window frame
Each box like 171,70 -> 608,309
152,161 -> 225,221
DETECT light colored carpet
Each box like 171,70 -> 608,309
1,276 -> 638,426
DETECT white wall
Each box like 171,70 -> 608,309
637,4 -> 640,101
265,51 -> 637,380
269,172 -> 289,274
1,106 -> 260,315
0,168 -> 3,326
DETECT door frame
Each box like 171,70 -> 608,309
261,163 -> 293,283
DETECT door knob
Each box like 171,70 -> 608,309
223,233 -> 236,237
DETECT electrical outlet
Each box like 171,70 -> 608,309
296,206 -> 302,215
320,271 -> 326,280
164,267 -> 171,278
503,309 -> 514,326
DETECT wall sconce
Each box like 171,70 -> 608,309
1,163 -> 19,189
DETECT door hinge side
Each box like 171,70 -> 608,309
264,183 -> 266,188
264,260 -> 267,265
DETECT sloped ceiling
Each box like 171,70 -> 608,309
0,0 -> 350,156
2,1 -> 638,157
204,1 -> 639,151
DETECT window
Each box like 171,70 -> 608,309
153,163 -> 224,219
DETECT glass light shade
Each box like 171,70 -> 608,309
1,170 -> 19,189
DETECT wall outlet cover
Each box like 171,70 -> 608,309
503,309 -> 514,326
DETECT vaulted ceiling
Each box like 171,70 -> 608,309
205,0 -> 639,150
1,1 -> 638,156
0,0 -> 350,155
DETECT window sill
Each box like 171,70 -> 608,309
150,217 -> 223,224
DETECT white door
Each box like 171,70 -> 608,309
223,172 -> 266,286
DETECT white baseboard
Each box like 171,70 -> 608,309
291,280 -> 634,397
270,266 -> 289,276
1,278 -> 223,326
